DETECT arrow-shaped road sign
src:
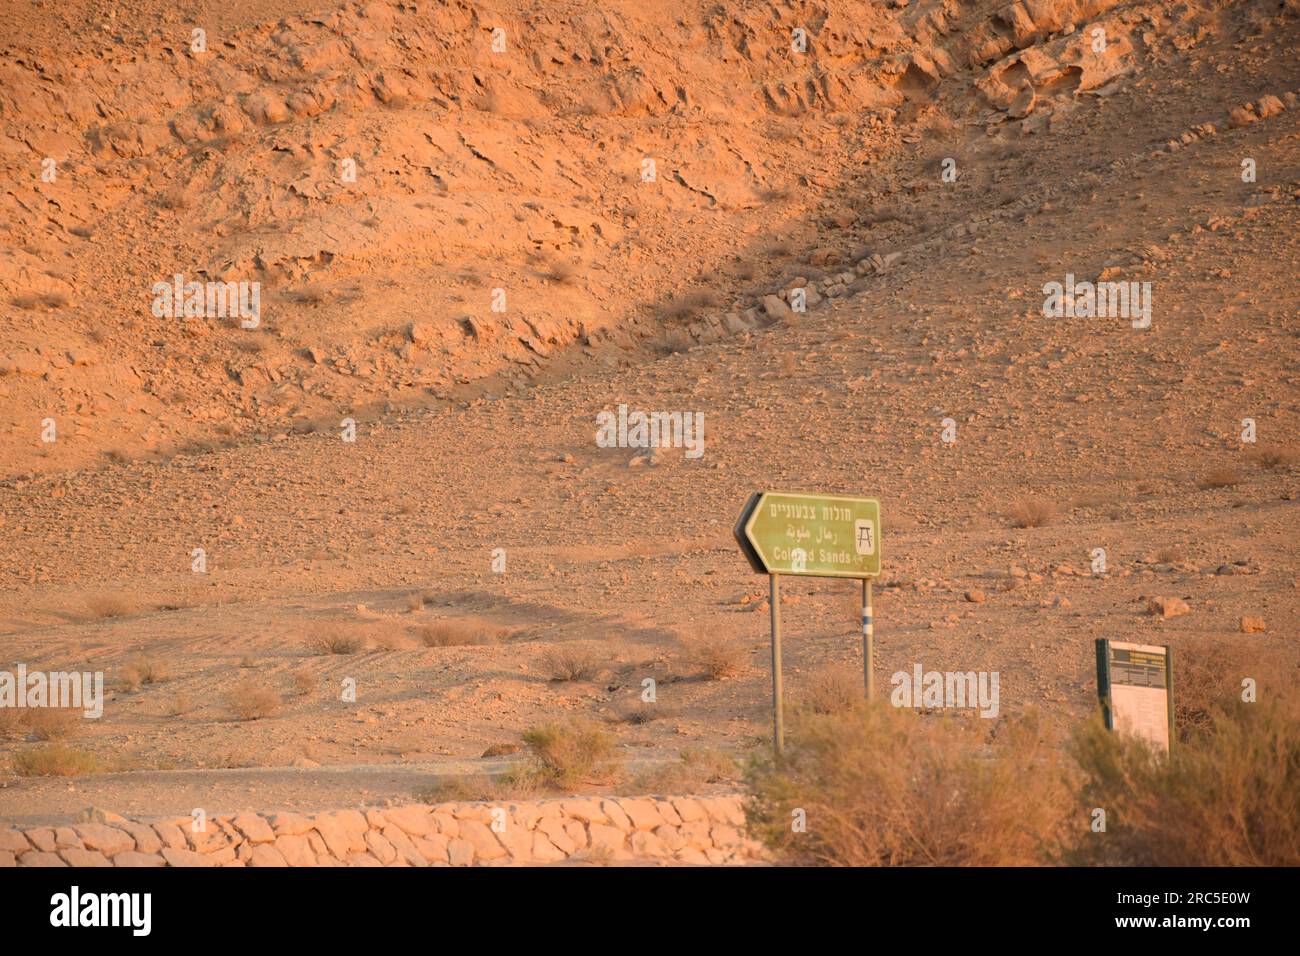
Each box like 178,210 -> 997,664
735,491 -> 881,579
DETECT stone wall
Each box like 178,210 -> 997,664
0,794 -> 768,867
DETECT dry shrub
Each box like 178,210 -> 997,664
616,699 -> 672,725
198,749 -> 254,770
767,122 -> 800,143
24,706 -> 84,741
385,729 -> 430,757
540,257 -> 579,285
1070,490 -> 1115,510
518,718 -> 619,788
165,692 -> 192,717
369,624 -> 413,651
307,625 -> 365,655
539,643 -> 602,682
633,747 -> 736,793
421,767 -> 551,802
157,185 -> 188,209
290,669 -> 317,696
745,704 -> 1067,865
1246,445 -> 1297,470
223,679 -> 281,720
12,292 -> 68,311
13,744 -> 106,777
681,633 -> 746,680
1008,498 -> 1059,528
422,774 -> 505,803
1066,698 -> 1300,865
414,617 -> 507,647
84,594 -> 137,619
1168,634 -> 1297,742
294,284 -> 328,305
0,706 -> 23,740
1199,467 -> 1241,489
798,662 -> 862,715
657,290 -> 720,323
122,656 -> 167,691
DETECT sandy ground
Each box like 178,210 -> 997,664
0,0 -> 1298,827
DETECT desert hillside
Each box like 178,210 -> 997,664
0,0 -> 1297,860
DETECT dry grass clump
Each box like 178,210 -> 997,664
122,655 -> 168,691
745,704 -> 1067,865
223,679 -> 282,721
1067,697 -> 1300,865
23,706 -> 84,741
1198,467 -> 1241,489
681,633 -> 746,680
1008,498 -> 1059,528
12,744 -> 107,777
539,643 -> 603,682
84,593 -> 138,620
798,662 -> 861,715
307,625 -> 365,655
414,617 -> 508,647
633,747 -> 737,793
516,718 -> 619,789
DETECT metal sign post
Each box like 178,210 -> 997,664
736,491 -> 882,754
770,573 -> 784,754
862,576 -> 874,702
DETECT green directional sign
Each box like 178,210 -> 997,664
736,491 -> 881,579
